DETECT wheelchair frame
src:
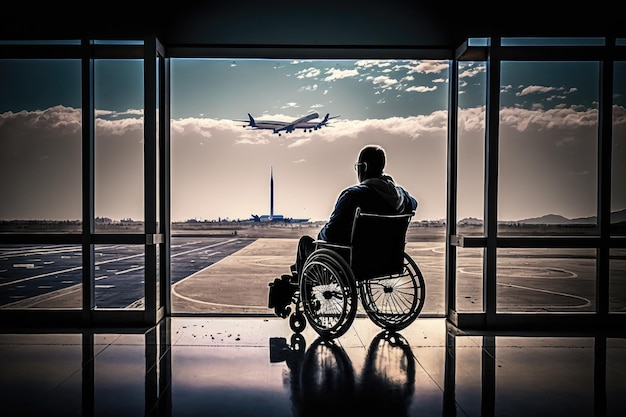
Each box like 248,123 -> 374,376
269,208 -> 426,339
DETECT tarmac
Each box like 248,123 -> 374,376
171,238 -> 441,315
172,238 -> 298,314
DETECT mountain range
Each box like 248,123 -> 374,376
458,208 -> 626,225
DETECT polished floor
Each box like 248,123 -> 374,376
1,317 -> 625,417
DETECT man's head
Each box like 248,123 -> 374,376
355,144 -> 385,182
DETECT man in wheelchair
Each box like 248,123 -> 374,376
268,144 -> 418,324
294,144 -> 417,277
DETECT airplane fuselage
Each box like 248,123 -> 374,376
237,112 -> 338,136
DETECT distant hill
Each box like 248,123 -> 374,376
517,214 -> 571,224
458,208 -> 626,225
518,208 -> 626,225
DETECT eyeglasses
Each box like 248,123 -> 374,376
354,162 -> 367,171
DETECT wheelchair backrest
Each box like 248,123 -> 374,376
349,207 -> 414,280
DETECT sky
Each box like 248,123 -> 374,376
0,57 -> 625,223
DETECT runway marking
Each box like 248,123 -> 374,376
2,285 -> 82,308
0,239 -> 239,287
500,282 -> 592,308
458,266 -> 590,308
0,250 -> 143,287
0,245 -> 81,259
171,287 -> 266,309
458,266 -> 577,279
0,265 -> 82,287
116,266 -> 143,275
171,239 -> 237,257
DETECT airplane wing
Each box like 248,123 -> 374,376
274,112 -> 319,134
290,113 -> 341,132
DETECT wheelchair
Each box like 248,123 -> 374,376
268,207 -> 426,339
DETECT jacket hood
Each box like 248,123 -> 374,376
362,175 -> 404,210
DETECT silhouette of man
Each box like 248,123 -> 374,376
291,144 -> 418,278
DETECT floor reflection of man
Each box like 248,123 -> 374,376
269,330 -> 416,416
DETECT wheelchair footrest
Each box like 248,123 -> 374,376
268,274 -> 297,318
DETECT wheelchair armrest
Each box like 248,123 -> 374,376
313,240 -> 351,251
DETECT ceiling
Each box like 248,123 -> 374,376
1,2 -> 621,51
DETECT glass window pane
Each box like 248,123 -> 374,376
94,244 -> 144,309
0,244 -> 82,309
609,248 -> 626,313
405,233 -> 445,315
457,61 -> 486,235
496,248 -> 596,313
170,58 -> 449,315
498,62 -> 599,235
94,59 -> 144,233
0,59 -> 82,232
501,37 -> 605,46
456,247 -> 484,312
612,61 -> 626,236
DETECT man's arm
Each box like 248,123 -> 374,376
317,189 -> 357,244
402,187 -> 418,213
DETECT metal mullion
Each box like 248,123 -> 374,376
166,46 -> 453,60
144,36 -> 158,324
81,38 -> 95,321
484,38 -> 501,326
160,41 -> 172,317
446,57 -> 459,316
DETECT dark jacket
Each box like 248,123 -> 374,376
318,174 -> 418,244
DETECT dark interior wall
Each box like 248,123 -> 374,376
162,2 -> 454,47
0,2 -> 457,47
0,2 -> 623,48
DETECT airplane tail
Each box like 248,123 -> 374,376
315,113 -> 331,129
247,113 -> 256,127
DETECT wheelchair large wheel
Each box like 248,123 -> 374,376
300,249 -> 357,339
358,252 -> 425,331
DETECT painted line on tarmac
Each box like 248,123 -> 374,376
500,282 -> 592,309
171,288 -> 266,309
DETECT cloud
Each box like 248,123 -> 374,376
96,117 -> 143,136
0,105 -> 81,134
355,60 -> 394,70
405,60 -> 449,75
323,68 -> 359,81
369,75 -> 398,89
516,85 -> 556,96
459,64 -> 486,78
500,106 -> 599,132
295,67 -> 320,79
297,84 -> 317,92
406,85 -> 437,93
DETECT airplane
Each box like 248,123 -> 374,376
236,112 -> 340,136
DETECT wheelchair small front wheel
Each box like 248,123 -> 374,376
290,311 -> 307,333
